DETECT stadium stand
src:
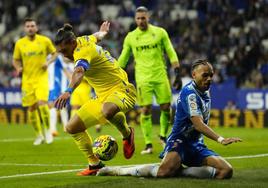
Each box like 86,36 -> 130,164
0,0 -> 267,89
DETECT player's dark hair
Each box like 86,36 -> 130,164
136,6 -> 148,13
191,59 -> 210,73
24,17 -> 36,24
55,23 -> 76,45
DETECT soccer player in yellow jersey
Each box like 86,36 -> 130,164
13,18 -> 57,145
70,79 -> 104,132
64,57 -> 101,133
54,21 -> 136,176
70,79 -> 92,117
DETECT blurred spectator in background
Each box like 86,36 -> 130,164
180,64 -> 192,87
0,0 -> 267,90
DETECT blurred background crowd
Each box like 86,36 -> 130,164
0,0 -> 267,89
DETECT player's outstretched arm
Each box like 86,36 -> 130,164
220,137 -> 242,145
93,21 -> 110,42
191,116 -> 242,145
54,66 -> 84,109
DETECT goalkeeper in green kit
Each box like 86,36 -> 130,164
118,6 -> 182,154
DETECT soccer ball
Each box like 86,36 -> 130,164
92,135 -> 118,161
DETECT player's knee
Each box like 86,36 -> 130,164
102,110 -> 115,120
65,122 -> 86,134
157,167 -> 174,178
223,166 -> 233,179
141,106 -> 152,115
160,103 -> 170,111
217,166 -> 233,179
65,124 -> 76,134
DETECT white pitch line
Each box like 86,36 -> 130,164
0,163 -> 85,167
225,153 -> 268,159
0,153 -> 268,179
0,137 -> 71,143
0,169 -> 82,179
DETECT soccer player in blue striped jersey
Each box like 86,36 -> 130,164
48,54 -> 71,136
98,60 -> 242,179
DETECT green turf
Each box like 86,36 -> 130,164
0,123 -> 268,188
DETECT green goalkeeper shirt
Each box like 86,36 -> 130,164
118,24 -> 179,84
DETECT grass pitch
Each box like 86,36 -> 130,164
0,123 -> 268,188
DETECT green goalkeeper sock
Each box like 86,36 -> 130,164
160,110 -> 171,138
140,114 -> 152,145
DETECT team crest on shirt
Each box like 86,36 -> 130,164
188,94 -> 198,111
190,102 -> 197,110
188,94 -> 196,101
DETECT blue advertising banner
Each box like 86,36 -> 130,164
237,89 -> 268,110
0,88 -> 22,108
0,87 -> 267,127
0,87 -> 268,110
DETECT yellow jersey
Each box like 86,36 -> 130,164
73,35 -> 130,99
13,34 -> 56,84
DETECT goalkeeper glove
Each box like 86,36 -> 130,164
173,67 -> 182,90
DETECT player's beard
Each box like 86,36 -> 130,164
27,31 -> 36,39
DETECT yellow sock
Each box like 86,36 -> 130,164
109,112 -> 130,139
28,110 -> 42,136
71,109 -> 78,118
39,105 -> 50,130
71,131 -> 100,165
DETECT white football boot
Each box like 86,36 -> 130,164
33,134 -> 45,146
44,129 -> 53,144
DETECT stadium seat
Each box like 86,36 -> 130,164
117,17 -> 133,30
98,5 -> 120,20
0,23 -> 6,37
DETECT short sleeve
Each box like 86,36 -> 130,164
13,41 -> 21,60
181,93 -> 202,117
46,37 -> 56,54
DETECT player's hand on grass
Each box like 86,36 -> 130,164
54,92 -> 71,109
221,137 -> 242,145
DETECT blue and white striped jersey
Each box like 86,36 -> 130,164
168,81 -> 211,143
48,55 -> 71,101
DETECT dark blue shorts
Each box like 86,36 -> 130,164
159,139 -> 218,167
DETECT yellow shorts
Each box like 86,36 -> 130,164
21,80 -> 49,107
77,83 -> 136,128
71,80 -> 92,106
